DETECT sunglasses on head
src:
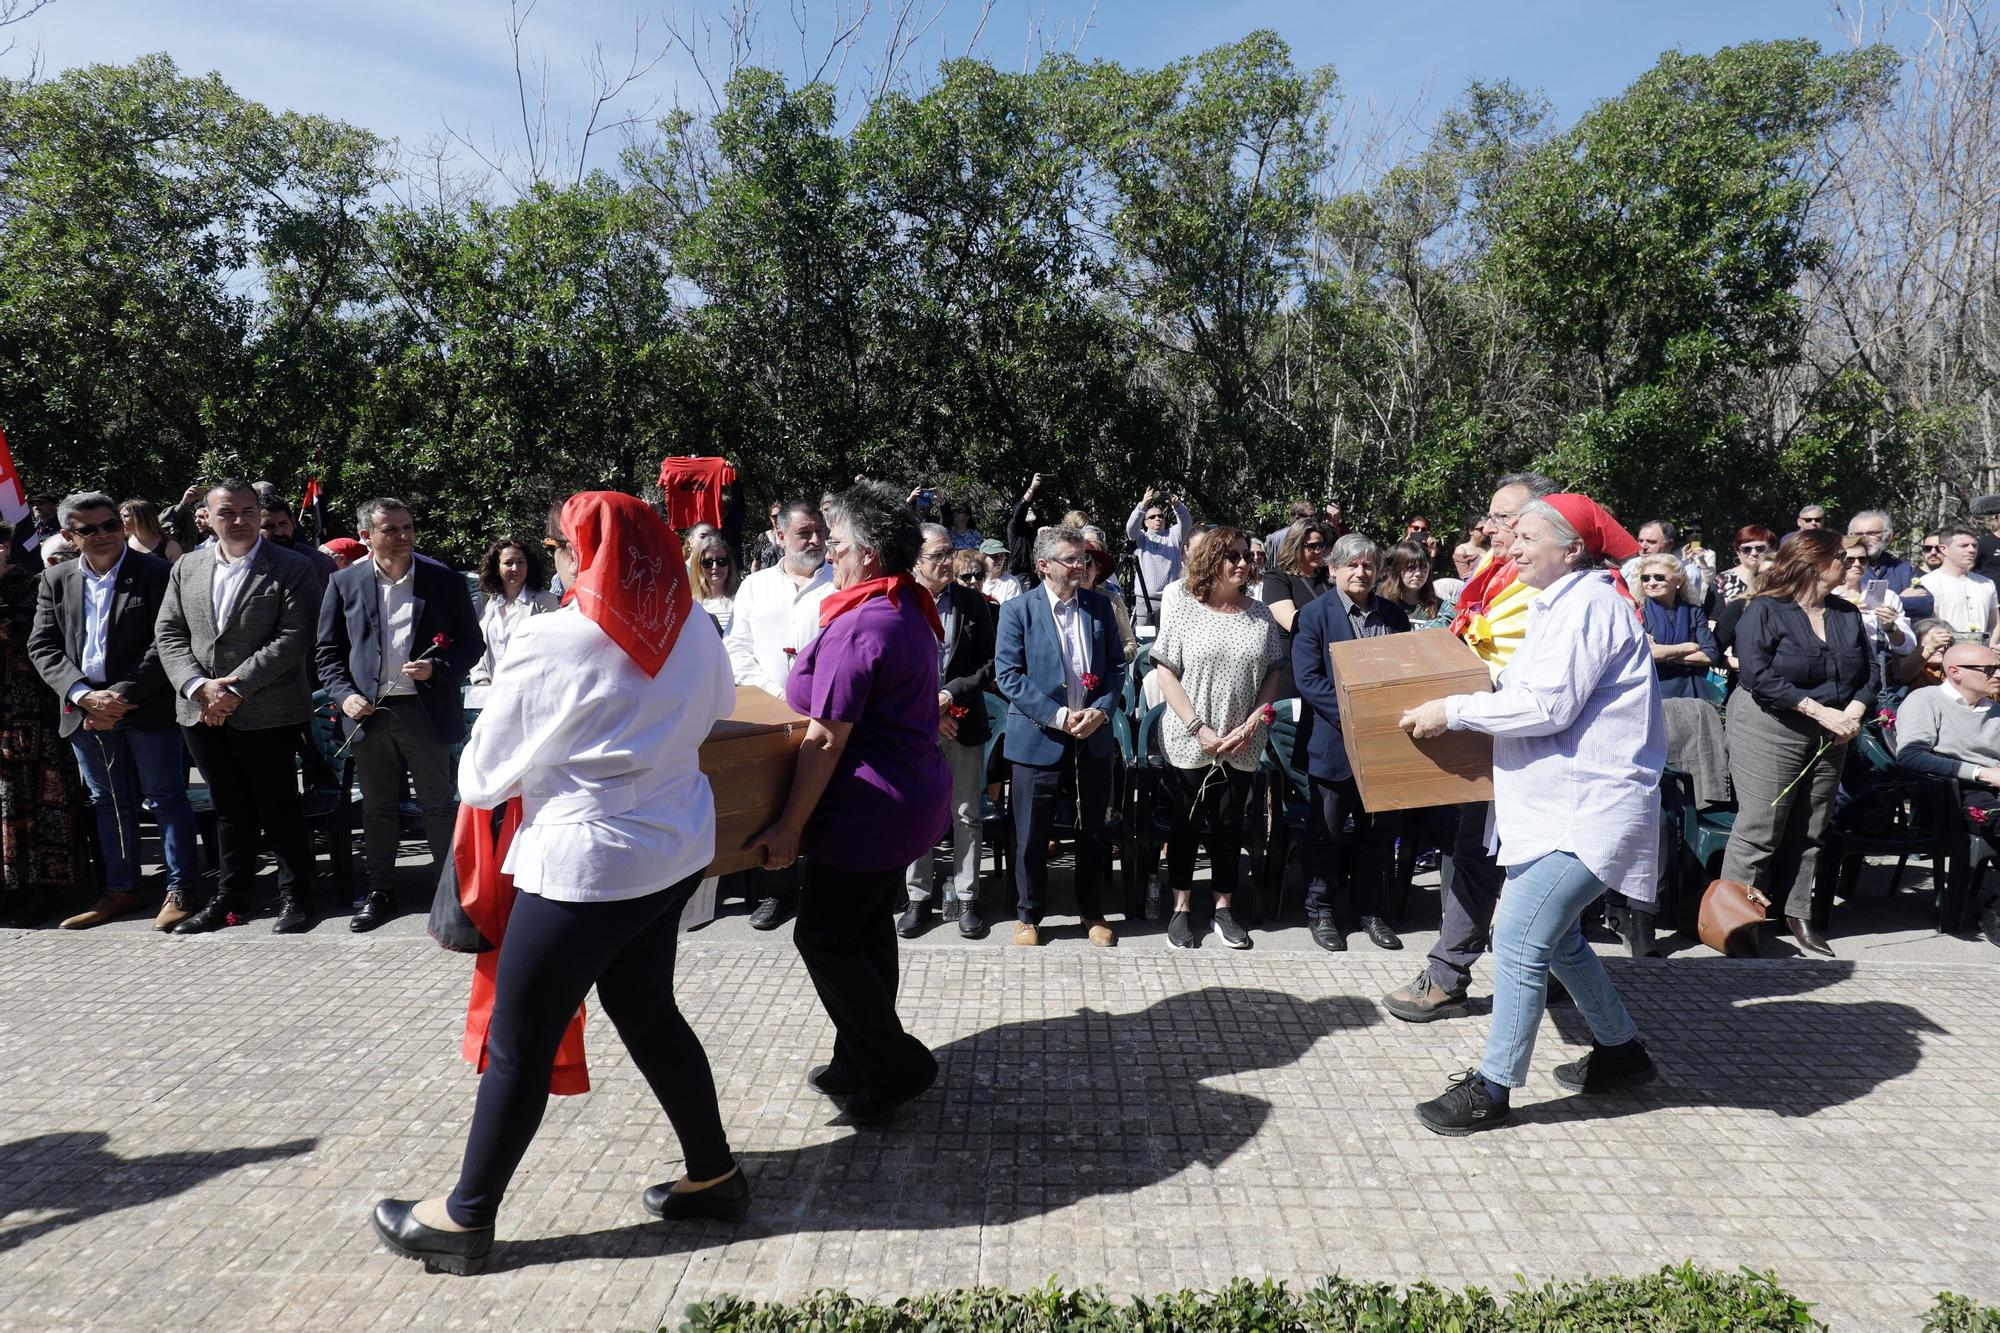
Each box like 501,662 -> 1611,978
66,518 -> 124,537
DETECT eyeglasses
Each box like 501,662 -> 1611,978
542,537 -> 569,552
1301,541 -> 1326,551
1960,662 -> 2000,676
1044,554 -> 1087,569
1921,543 -> 1943,553
1637,574 -> 1673,584
699,556 -> 731,568
1407,524 -> 1429,533
1841,556 -> 1868,566
956,572 -> 981,584
1219,549 -> 1251,564
1736,543 -> 1769,554
1484,511 -> 1518,526
66,518 -> 124,537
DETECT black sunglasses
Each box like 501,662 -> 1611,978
699,556 -> 731,568
956,571 -> 981,583
1921,543 -> 1943,552
66,518 -> 125,538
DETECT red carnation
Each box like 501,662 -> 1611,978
784,646 -> 798,658
1081,672 -> 1102,694
1259,703 -> 1276,726
948,704 -> 970,720
432,632 -> 452,650
224,912 -> 244,928
1876,708 -> 1897,728
1969,806 -> 1990,827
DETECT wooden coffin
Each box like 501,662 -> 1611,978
1327,628 -> 1494,812
701,686 -> 808,876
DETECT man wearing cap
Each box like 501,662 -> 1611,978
1891,641 -> 2000,945
980,538 -> 1022,603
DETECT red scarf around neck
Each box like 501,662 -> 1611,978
818,573 -> 945,639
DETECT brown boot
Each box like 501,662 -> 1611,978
1083,918 -> 1117,947
1382,969 -> 1471,1024
153,889 -> 192,932
60,890 -> 146,930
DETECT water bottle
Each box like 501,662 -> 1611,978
1144,873 -> 1164,920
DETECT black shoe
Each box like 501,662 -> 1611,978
641,1168 -> 751,1223
1622,906 -> 1658,958
1360,915 -> 1403,950
957,903 -> 986,939
1210,907 -> 1251,949
171,897 -> 236,935
1166,910 -> 1198,950
807,1063 -> 862,1098
1415,1069 -> 1512,1137
1308,913 -> 1346,953
1981,905 -> 2000,948
1786,915 -> 1835,958
747,896 -> 794,930
1553,1039 -> 1658,1095
350,891 -> 394,933
272,893 -> 311,934
842,1054 -> 939,1128
896,901 -> 929,938
370,1199 -> 493,1276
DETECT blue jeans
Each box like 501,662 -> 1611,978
1479,850 -> 1640,1089
69,727 -> 202,895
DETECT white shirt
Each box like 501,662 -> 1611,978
459,605 -> 737,901
211,536 -> 264,627
1445,571 -> 1665,903
1831,584 -> 1915,657
724,561 -> 832,698
470,587 -> 555,688
69,550 -> 128,703
1044,583 -> 1092,726
984,573 -> 1022,604
374,559 -> 418,697
1917,568 -> 1999,640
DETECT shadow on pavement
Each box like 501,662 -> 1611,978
493,985 -> 1371,1271
0,1131 -> 317,1255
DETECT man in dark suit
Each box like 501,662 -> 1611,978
155,478 -> 322,934
259,494 -> 339,600
318,497 -> 482,932
994,525 -> 1127,947
901,523 -> 997,939
1291,533 -> 1409,953
28,492 -> 202,930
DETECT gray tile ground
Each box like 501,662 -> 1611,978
0,886 -> 1995,1332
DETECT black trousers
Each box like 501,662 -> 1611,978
1164,762 -> 1256,902
448,873 -> 732,1227
181,723 -> 314,902
793,859 -> 934,1096
1010,746 -> 1112,923
1425,800 -> 1505,992
1303,774 -> 1395,924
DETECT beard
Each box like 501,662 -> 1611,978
783,549 -> 824,575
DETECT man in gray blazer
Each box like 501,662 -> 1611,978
155,478 -> 321,934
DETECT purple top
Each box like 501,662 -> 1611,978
786,591 -> 949,872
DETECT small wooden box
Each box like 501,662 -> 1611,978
1327,629 -> 1494,812
701,686 -> 808,876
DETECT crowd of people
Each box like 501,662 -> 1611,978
8,465 -> 2000,1264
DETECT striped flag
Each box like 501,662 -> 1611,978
0,427 -> 25,528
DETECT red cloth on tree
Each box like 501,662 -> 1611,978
817,573 -> 944,638
559,490 -> 692,678
454,800 -> 590,1095
657,456 -> 736,530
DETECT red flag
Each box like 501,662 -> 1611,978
0,427 -> 26,528
298,477 -> 330,541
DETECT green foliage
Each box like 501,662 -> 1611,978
676,1266 -> 1826,1332
1924,1293 -> 2000,1332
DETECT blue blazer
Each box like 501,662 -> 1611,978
994,585 -> 1126,766
1291,592 -> 1411,782
317,555 -> 485,744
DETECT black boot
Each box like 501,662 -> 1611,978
1624,904 -> 1658,958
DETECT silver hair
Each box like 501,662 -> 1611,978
919,522 -> 951,546
57,491 -> 118,528
1326,532 -> 1379,567
1518,499 -> 1585,550
1080,524 -> 1108,548
1033,523 -> 1086,564
1494,471 -> 1559,499
357,496 -> 411,532
824,480 -> 922,575
1849,508 -> 1893,537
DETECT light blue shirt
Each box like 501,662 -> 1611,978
1445,570 -> 1665,902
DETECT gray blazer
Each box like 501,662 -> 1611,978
155,540 -> 318,730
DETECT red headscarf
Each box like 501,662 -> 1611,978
558,491 -> 693,677
1540,493 -> 1642,562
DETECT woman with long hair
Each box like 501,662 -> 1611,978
1377,539 -> 1446,629
684,524 -> 740,635
119,498 -> 182,563
1718,529 -> 1874,957
372,492 -> 745,1274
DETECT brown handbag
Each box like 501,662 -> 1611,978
1698,879 -> 1771,957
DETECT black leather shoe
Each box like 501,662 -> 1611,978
957,903 -> 986,938
1308,914 -> 1346,953
350,891 -> 395,933
842,1054 -> 939,1128
895,901 -> 929,937
272,893 -> 311,934
1786,915 -> 1835,958
641,1167 -> 750,1223
807,1063 -> 862,1098
1360,915 -> 1403,950
747,896 -> 793,931
171,898 -> 235,935
370,1198 -> 493,1275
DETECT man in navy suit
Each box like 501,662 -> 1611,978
1291,533 -> 1408,953
994,526 -> 1127,946
317,497 -> 483,932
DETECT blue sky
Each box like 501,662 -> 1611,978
2,0 -> 1859,173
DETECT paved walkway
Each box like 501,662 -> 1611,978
0,901 -> 1995,1331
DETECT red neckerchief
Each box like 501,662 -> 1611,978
454,800 -> 589,1095
818,573 -> 945,639
1448,555 -> 1518,638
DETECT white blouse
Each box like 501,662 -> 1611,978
459,604 -> 736,901
469,587 -> 559,689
